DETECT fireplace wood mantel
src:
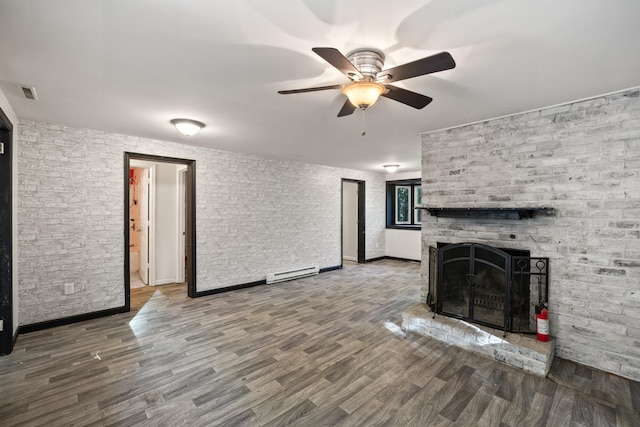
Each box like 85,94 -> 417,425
416,207 -> 553,220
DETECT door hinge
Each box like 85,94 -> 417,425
0,142 -> 4,154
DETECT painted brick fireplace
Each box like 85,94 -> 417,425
412,88 -> 640,381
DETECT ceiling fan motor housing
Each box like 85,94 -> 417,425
346,49 -> 385,81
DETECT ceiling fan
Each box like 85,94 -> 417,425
278,47 -> 456,117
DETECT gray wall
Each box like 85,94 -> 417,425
18,120 -> 386,325
421,88 -> 640,381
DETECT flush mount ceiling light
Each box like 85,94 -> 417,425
341,81 -> 386,110
170,118 -> 205,136
383,164 -> 400,173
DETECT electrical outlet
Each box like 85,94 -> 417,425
64,283 -> 74,295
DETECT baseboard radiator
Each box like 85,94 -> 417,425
266,265 -> 319,284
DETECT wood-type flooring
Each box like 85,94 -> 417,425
1,260 -> 639,426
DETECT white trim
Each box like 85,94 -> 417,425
419,85 -> 640,136
176,166 -> 187,284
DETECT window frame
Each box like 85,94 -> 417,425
386,179 -> 422,230
414,185 -> 422,225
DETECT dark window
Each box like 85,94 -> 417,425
386,179 -> 422,229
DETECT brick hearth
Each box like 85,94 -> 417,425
402,303 -> 555,376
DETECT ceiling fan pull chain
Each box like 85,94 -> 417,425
361,109 -> 366,136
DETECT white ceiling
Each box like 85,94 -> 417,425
1,0 -> 639,173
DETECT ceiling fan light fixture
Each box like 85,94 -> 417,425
171,118 -> 205,136
383,164 -> 400,173
342,81 -> 385,109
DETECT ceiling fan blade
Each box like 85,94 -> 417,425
378,51 -> 455,83
312,47 -> 363,80
382,85 -> 433,109
278,84 -> 342,95
337,99 -> 356,117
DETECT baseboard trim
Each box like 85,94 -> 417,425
19,306 -> 128,334
17,264 -> 347,332
384,256 -> 421,263
367,256 -> 421,263
319,265 -> 342,273
195,265 -> 343,297
195,279 -> 266,297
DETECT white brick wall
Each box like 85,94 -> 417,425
420,88 -> 640,381
18,120 -> 386,324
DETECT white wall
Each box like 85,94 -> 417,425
342,181 -> 358,261
386,171 -> 420,182
154,162 -> 179,285
0,88 -> 18,338
385,228 -> 421,261
385,171 -> 421,261
17,120 -> 386,324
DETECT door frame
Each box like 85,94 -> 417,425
0,107 -> 14,355
124,152 -> 197,308
341,178 -> 366,264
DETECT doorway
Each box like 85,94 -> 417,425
341,179 -> 365,264
0,107 -> 14,354
124,153 -> 196,310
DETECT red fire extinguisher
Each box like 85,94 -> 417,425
536,303 -> 549,342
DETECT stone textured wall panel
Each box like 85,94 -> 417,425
18,121 -> 385,324
420,88 -> 640,381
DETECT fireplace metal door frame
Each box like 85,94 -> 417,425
431,242 -> 550,335
436,243 -> 512,332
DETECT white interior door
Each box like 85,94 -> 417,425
342,181 -> 358,261
176,167 -> 187,283
139,168 -> 150,285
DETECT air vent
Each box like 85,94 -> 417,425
20,85 -> 38,100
